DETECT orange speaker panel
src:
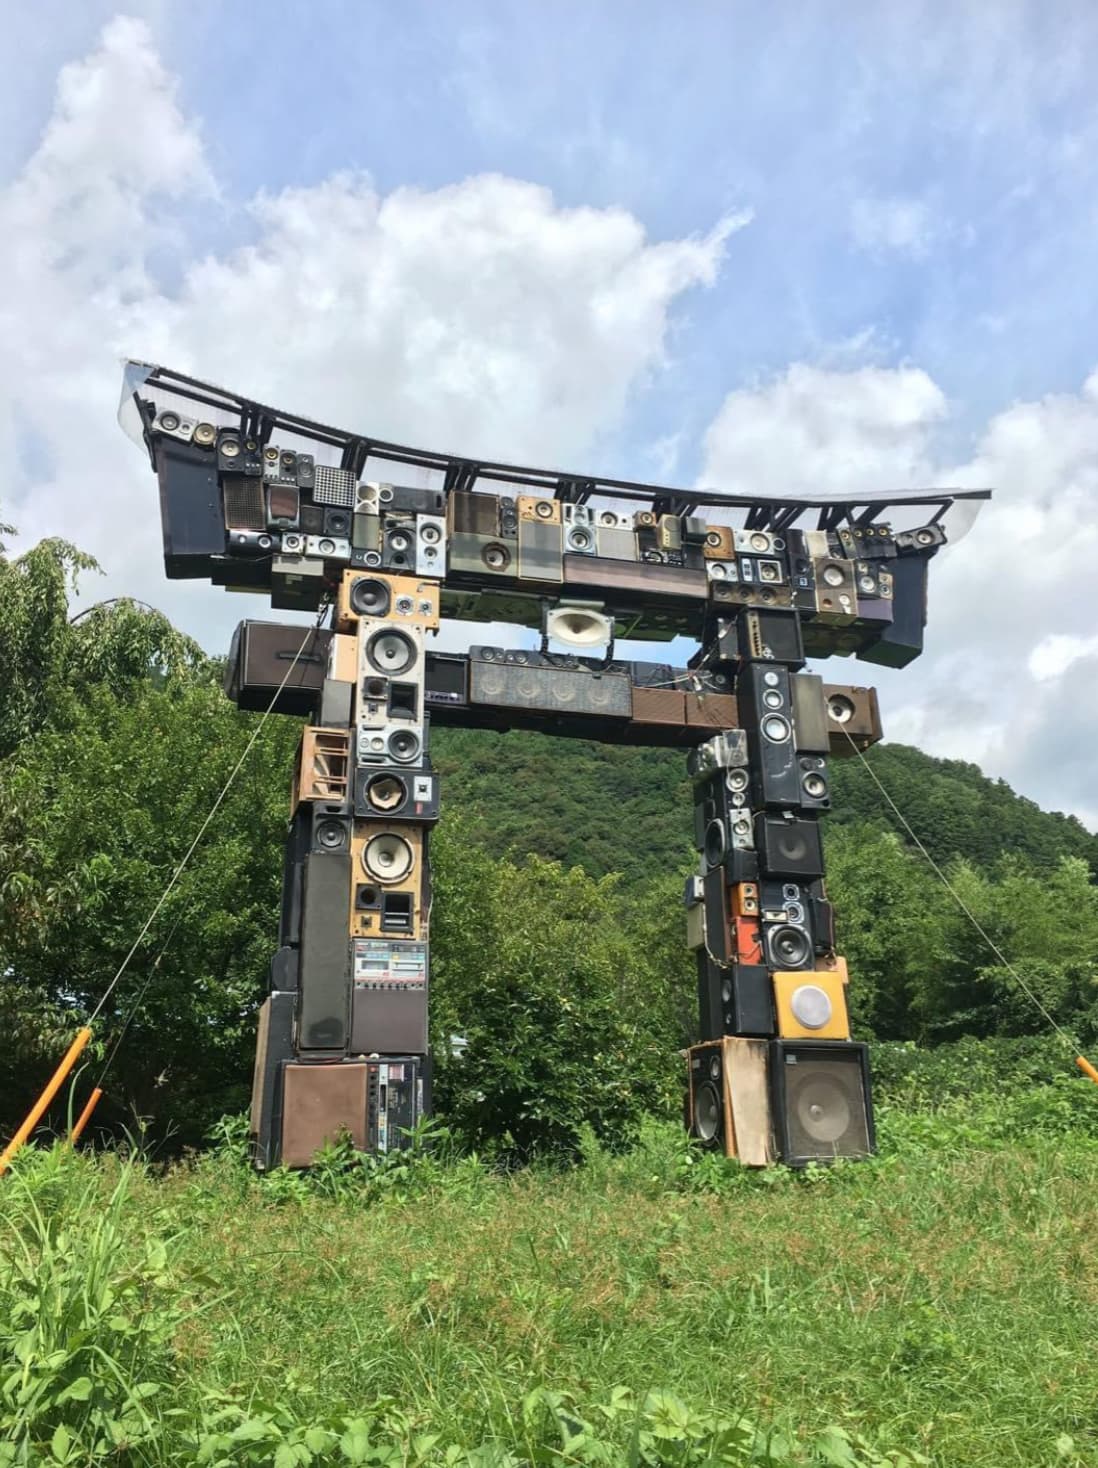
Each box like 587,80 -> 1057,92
349,823 -> 427,940
772,970 -> 850,1041
733,915 -> 763,966
731,883 -> 759,918
336,571 -> 440,631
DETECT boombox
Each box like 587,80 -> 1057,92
367,1056 -> 430,1153
351,939 -> 428,1054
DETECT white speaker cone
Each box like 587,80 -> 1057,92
367,628 -> 416,675
790,984 -> 832,1029
363,832 -> 414,883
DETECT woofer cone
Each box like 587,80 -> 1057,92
315,818 -> 348,851
366,773 -> 407,812
693,1082 -> 722,1144
367,628 -> 416,675
363,832 -> 414,883
768,924 -> 811,968
351,577 -> 392,618
704,819 -> 726,868
387,728 -> 421,763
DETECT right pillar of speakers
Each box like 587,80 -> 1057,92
685,607 -> 876,1166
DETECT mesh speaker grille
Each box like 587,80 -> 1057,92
314,464 -> 357,508
470,659 -> 632,717
781,1048 -> 871,1162
224,478 -> 267,531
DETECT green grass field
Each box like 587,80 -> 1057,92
3,1089 -> 1097,1466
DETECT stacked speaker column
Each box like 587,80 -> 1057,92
250,568 -> 441,1168
685,607 -> 875,1166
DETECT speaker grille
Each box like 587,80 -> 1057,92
314,464 -> 357,507
223,478 -> 266,531
778,1045 -> 872,1163
757,816 -> 824,877
470,658 -> 631,717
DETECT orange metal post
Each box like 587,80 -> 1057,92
0,1027 -> 93,1175
69,1086 -> 104,1146
1076,1055 -> 1098,1085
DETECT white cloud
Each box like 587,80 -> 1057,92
4,18 -> 745,646
700,363 -> 947,498
850,195 -> 936,258
701,362 -> 1098,830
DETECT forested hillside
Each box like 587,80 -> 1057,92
2,532 -> 1097,1155
433,727 -> 1098,888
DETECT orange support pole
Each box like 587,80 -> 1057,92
1076,1055 -> 1098,1086
69,1086 -> 104,1146
0,1027 -> 93,1175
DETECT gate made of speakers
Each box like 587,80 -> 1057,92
129,359 -> 987,1170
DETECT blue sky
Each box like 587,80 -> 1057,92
4,3 -> 1098,824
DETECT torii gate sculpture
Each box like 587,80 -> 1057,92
119,360 -> 988,1168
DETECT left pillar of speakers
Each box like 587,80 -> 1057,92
251,569 -> 440,1168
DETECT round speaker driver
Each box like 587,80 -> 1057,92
770,924 -> 811,967
366,774 -> 407,811
387,728 -> 421,763
367,628 -> 416,675
790,984 -> 833,1029
694,1082 -> 722,1144
363,832 -> 414,883
761,713 -> 791,743
794,1076 -> 852,1144
350,577 -> 392,618
704,819 -> 727,867
316,818 -> 348,851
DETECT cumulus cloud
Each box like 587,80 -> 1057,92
700,363 -> 947,498
701,362 -> 1098,829
4,17 -> 743,645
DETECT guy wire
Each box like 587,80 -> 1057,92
840,726 -> 1076,1049
87,609 -> 328,1027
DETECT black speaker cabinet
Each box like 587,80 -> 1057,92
769,1041 -> 875,1167
755,814 -> 824,879
297,853 -> 352,1050
224,620 -> 332,715
738,665 -> 801,807
696,954 -> 774,1040
859,555 -> 928,669
353,766 -> 441,824
366,1056 -> 430,1152
154,437 -> 225,578
249,991 -> 297,1170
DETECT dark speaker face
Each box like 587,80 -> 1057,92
365,773 -> 407,812
768,923 -> 812,969
350,577 -> 392,618
703,819 -> 726,867
782,1051 -> 871,1159
693,1081 -> 722,1144
367,628 -> 416,676
363,832 -> 414,884
314,817 -> 349,852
